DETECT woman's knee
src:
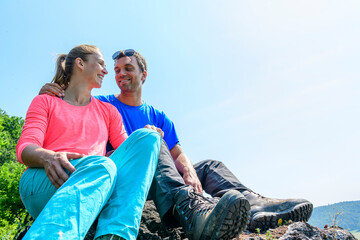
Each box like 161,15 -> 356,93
130,129 -> 162,151
133,128 -> 161,141
77,156 -> 118,179
94,156 -> 117,177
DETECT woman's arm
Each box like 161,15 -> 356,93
16,95 -> 83,188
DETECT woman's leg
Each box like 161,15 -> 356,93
95,129 -> 161,240
20,156 -> 118,239
19,167 -> 57,219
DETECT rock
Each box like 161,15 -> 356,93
278,222 -> 356,240
278,222 -> 320,240
84,201 -> 187,240
16,201 -> 357,240
135,200 -> 187,240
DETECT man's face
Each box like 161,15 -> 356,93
114,56 -> 146,93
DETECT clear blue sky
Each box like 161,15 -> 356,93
1,1 -> 359,207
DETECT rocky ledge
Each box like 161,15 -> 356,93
18,200 -> 357,240
134,201 -> 357,240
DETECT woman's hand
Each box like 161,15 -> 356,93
43,152 -> 84,189
21,145 -> 84,189
144,125 -> 164,138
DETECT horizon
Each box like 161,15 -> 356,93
1,1 -> 359,207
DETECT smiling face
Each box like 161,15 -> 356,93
82,51 -> 108,88
114,56 -> 147,93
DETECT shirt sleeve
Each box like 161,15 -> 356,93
159,112 -> 180,150
108,104 -> 128,149
94,95 -> 110,103
16,95 -> 49,164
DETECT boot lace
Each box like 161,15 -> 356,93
175,189 -> 216,230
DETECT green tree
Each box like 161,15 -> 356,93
0,109 -> 24,165
0,161 -> 27,222
0,109 -> 30,239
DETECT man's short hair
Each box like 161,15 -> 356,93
116,50 -> 147,73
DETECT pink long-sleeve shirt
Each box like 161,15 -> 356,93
16,95 -> 128,164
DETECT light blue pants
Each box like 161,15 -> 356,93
19,129 -> 161,240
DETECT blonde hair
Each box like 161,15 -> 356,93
52,44 -> 100,88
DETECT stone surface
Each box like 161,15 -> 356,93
17,201 -> 357,240
279,222 -> 356,240
84,201 -> 188,240
279,222 -> 321,240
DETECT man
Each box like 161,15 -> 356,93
41,49 -> 313,238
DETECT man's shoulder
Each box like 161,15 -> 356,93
143,101 -> 172,121
93,97 -> 118,113
95,94 -> 115,103
143,101 -> 163,114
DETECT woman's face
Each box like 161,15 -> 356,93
83,51 -> 108,88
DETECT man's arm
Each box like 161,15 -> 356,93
170,144 -> 203,193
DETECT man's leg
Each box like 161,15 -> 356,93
194,159 -> 251,197
148,140 -> 187,222
194,159 -> 313,231
148,142 -> 250,240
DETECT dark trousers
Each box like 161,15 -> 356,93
148,140 -> 251,226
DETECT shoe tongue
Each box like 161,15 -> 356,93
189,193 -> 215,211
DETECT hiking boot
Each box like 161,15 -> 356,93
243,190 -> 313,231
173,187 -> 250,240
95,234 -> 126,240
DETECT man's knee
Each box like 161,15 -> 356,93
194,159 -> 224,169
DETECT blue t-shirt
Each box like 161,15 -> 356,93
95,94 -> 180,150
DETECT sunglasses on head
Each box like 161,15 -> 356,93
112,49 -> 135,60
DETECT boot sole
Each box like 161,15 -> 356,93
248,201 -> 313,231
199,190 -> 251,240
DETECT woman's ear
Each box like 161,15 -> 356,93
75,57 -> 84,71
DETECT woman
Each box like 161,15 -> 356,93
16,44 -> 161,240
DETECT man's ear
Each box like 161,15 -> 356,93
75,57 -> 84,71
141,70 -> 148,84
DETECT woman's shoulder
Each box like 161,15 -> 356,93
31,94 -> 60,105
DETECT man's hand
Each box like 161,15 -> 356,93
170,144 -> 203,193
144,124 -> 164,138
39,83 -> 65,97
182,167 -> 203,193
43,152 -> 83,189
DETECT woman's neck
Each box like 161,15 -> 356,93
63,78 -> 92,106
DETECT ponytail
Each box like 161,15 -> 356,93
52,54 -> 69,88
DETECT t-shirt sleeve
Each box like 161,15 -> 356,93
16,95 -> 49,164
108,105 -> 128,149
95,95 -> 109,103
160,112 -> 180,150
